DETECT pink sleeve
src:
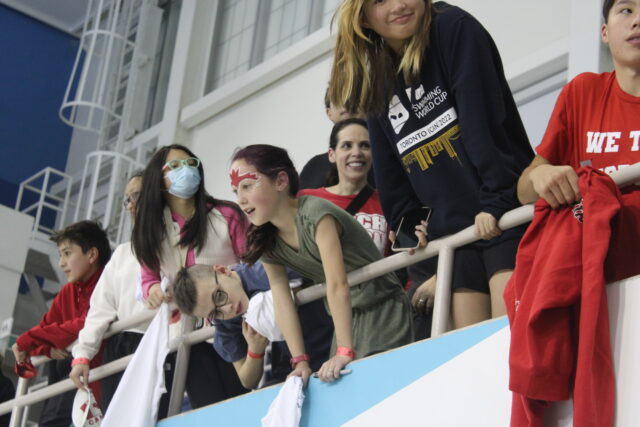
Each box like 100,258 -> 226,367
216,205 -> 248,258
140,263 -> 161,299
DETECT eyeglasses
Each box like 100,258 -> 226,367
162,157 -> 201,171
123,191 -> 140,208
207,272 -> 229,322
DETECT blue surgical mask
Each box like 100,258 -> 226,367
167,166 -> 201,199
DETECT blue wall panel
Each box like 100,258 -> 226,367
0,6 -> 78,207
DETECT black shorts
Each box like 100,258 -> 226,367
407,238 -> 520,294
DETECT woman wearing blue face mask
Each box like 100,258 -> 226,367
131,144 -> 249,408
132,144 -> 248,309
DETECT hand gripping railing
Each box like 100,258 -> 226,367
2,163 -> 639,424
3,308 -> 157,426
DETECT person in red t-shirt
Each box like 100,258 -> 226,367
12,220 -> 111,427
300,119 -> 427,335
518,0 -> 640,281
300,118 -> 389,255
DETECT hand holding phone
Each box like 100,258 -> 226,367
391,207 -> 432,252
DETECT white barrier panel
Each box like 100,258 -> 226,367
606,275 -> 640,427
345,324 -> 511,426
157,276 -> 639,427
158,318 -> 509,427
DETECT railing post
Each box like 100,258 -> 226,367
60,170 -> 73,229
32,170 -> 50,239
14,182 -> 25,211
432,245 -> 455,337
167,315 -> 196,416
86,154 -> 101,219
8,378 -> 29,427
74,159 -> 91,222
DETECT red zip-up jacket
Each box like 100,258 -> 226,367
16,268 -> 103,358
504,168 -> 618,427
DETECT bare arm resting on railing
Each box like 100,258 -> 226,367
231,321 -> 269,390
315,215 -> 354,383
519,69 -> 640,208
517,155 -> 581,208
263,262 -> 312,386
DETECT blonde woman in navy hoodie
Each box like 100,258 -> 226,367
328,0 -> 534,328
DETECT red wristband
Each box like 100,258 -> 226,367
247,350 -> 265,359
336,346 -> 356,360
72,357 -> 90,366
290,353 -> 310,369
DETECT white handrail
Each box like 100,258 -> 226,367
0,324 -> 215,415
295,203 -> 534,303
14,167 -> 73,238
3,163 -> 638,420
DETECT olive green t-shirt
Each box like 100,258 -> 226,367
261,196 -> 403,308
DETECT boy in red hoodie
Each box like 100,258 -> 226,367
12,220 -> 111,427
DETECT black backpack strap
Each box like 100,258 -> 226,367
345,185 -> 374,215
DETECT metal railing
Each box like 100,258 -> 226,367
60,0 -> 140,134
14,167 -> 73,240
2,163 -> 638,425
73,150 -> 144,244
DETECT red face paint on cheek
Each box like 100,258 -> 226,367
230,169 -> 259,188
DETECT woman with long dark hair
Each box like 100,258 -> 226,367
132,143 -> 248,408
132,144 -> 247,306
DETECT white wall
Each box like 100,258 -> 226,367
518,87 -> 563,148
451,0 -> 570,72
183,0 -> 572,202
190,53 -> 334,201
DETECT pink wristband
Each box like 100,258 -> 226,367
72,357 -> 90,366
247,350 -> 265,359
290,353 -> 310,369
336,346 -> 356,360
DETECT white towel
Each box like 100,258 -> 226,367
261,376 -> 305,427
245,290 -> 285,342
101,277 -> 171,427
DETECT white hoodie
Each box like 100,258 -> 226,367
72,242 -> 149,361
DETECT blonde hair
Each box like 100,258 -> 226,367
329,0 -> 434,114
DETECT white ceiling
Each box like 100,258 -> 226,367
1,0 -> 89,35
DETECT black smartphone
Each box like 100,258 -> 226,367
391,207 -> 432,252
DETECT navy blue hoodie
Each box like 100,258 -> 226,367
368,2 -> 533,244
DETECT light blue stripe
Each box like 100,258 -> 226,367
158,317 -> 508,427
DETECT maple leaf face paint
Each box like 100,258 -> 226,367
230,159 -> 276,226
229,168 -> 259,189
